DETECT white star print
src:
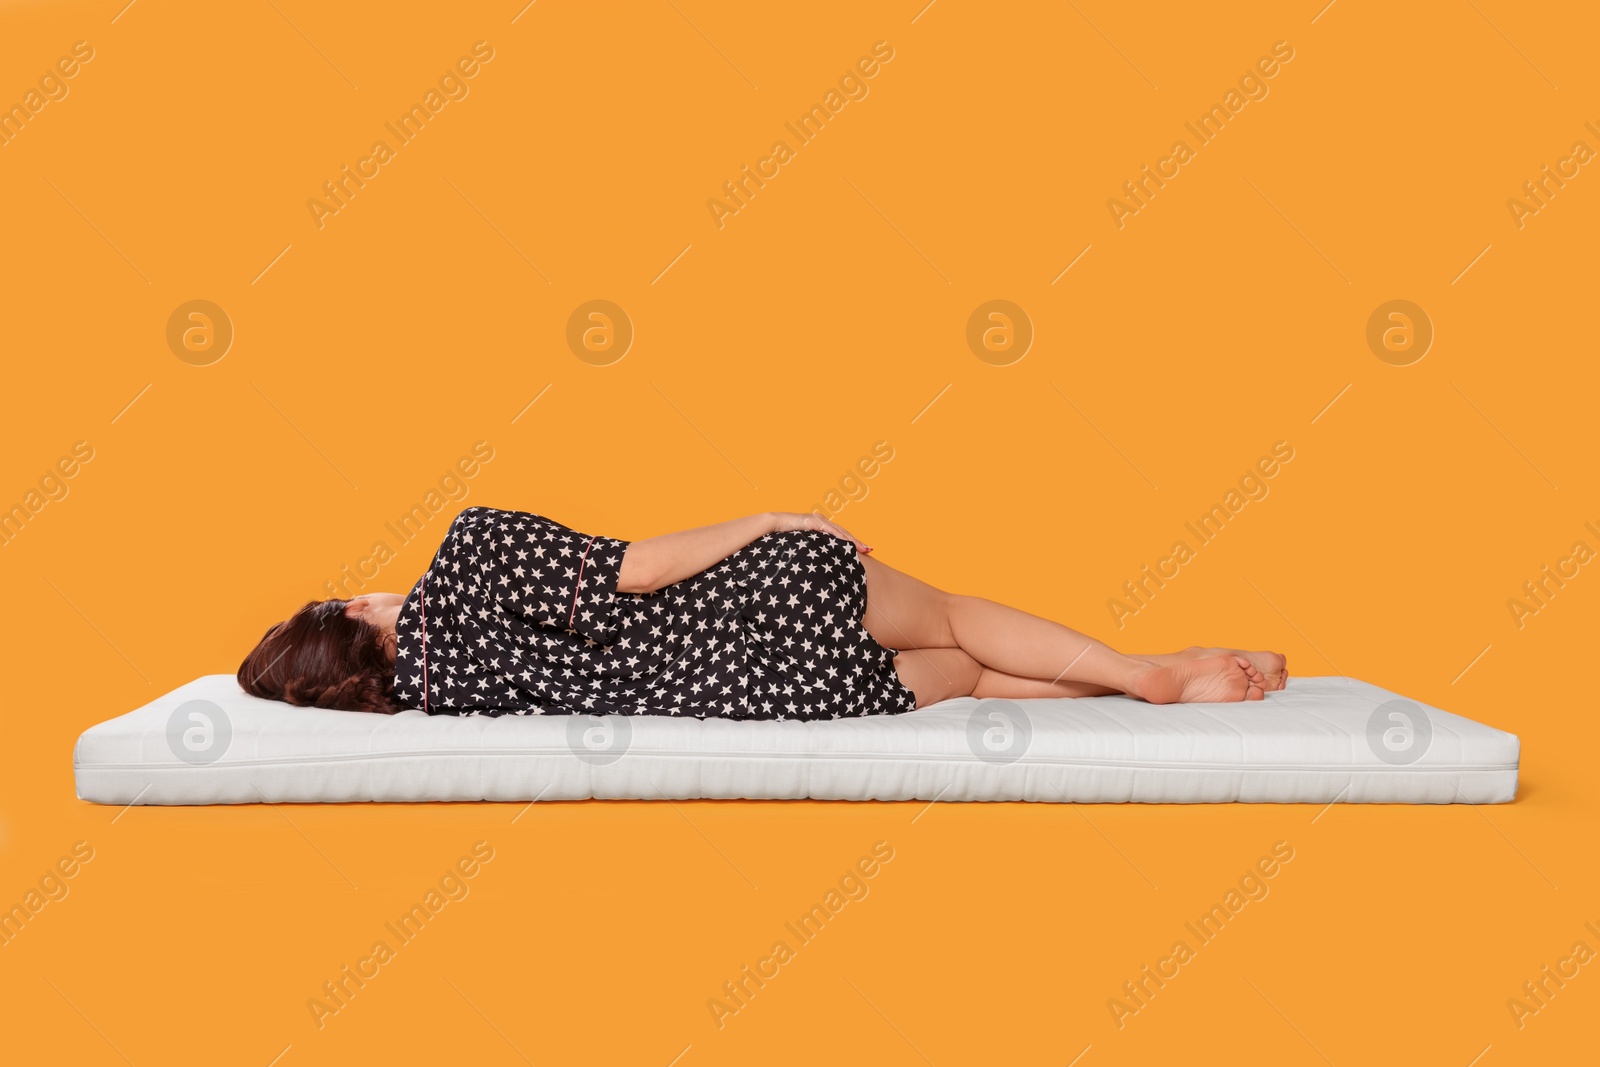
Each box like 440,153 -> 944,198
390,508 -> 915,722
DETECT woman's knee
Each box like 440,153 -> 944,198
940,592 -> 993,646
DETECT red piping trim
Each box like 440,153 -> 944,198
419,573 -> 429,713
569,536 -> 597,629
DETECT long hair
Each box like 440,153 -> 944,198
237,599 -> 400,714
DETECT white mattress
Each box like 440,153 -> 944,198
73,674 -> 1519,806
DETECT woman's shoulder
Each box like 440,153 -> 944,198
433,506 -> 503,559
452,505 -> 501,525
446,506 -> 537,535
450,506 -> 563,527
441,508 -> 579,553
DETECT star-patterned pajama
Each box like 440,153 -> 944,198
391,507 -> 920,720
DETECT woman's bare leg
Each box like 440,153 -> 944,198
862,556 -> 1267,704
893,648 -> 1119,708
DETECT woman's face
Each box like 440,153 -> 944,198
344,592 -> 404,639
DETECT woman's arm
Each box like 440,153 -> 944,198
615,512 -> 870,594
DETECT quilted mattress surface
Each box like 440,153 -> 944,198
73,674 -> 1520,806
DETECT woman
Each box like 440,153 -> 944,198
238,507 -> 1285,718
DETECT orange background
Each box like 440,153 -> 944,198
3,0 -> 1597,1062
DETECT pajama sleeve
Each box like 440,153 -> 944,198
462,507 -> 631,647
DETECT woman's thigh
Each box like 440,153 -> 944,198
892,648 -> 980,707
860,554 -> 955,651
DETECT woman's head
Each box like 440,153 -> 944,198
237,593 -> 407,714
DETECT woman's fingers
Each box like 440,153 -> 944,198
821,519 -> 871,554
791,512 -> 872,553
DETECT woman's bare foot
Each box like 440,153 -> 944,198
1129,654 -> 1266,704
1154,646 -> 1288,691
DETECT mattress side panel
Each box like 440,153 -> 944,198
73,755 -> 1520,806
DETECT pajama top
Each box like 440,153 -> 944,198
390,507 -> 918,720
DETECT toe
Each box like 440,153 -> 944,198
1231,663 -> 1254,700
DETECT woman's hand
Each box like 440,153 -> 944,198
618,513 -> 874,595
769,512 -> 873,554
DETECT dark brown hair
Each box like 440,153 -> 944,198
237,599 -> 400,714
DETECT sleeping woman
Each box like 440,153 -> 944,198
237,507 -> 1287,719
